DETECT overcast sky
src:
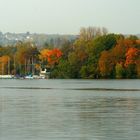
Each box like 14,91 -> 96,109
0,0 -> 140,34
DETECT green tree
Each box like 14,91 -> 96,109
80,65 -> 96,78
115,63 -> 125,79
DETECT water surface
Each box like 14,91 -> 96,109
0,79 -> 140,140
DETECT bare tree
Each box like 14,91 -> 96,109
102,27 -> 108,35
79,26 -> 108,41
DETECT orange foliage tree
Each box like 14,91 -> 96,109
98,51 -> 114,77
125,47 -> 140,66
40,48 -> 62,66
125,47 -> 140,77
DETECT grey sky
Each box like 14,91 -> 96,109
0,0 -> 140,34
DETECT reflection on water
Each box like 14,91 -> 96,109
0,79 -> 140,140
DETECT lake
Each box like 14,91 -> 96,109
0,79 -> 140,140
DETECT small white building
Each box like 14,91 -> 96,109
40,69 -> 47,79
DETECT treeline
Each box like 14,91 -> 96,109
51,27 -> 140,79
0,27 -> 140,79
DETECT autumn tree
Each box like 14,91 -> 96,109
125,47 -> 140,66
40,48 -> 62,67
98,51 -> 115,78
125,47 -> 140,78
0,55 -> 10,75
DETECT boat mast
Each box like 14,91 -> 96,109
32,56 -> 34,75
8,57 -> 10,75
25,59 -> 26,75
2,63 -> 4,75
14,55 -> 16,75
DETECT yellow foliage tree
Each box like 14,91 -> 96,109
0,55 -> 10,75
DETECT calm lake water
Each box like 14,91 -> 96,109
0,79 -> 140,140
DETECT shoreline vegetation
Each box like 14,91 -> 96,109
0,27 -> 140,79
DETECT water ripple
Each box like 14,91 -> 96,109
1,86 -> 140,91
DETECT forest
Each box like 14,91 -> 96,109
0,27 -> 140,79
